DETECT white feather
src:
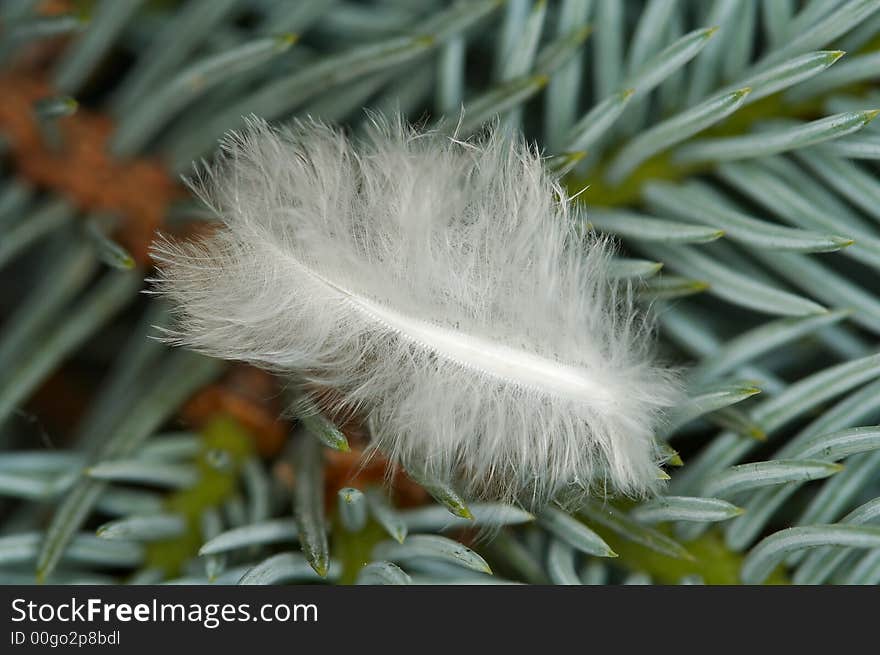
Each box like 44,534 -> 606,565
151,115 -> 680,506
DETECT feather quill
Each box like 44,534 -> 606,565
151,115 -> 679,506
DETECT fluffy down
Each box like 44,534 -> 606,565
151,115 -> 680,506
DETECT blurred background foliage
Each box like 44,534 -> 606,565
1,0 -> 880,585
